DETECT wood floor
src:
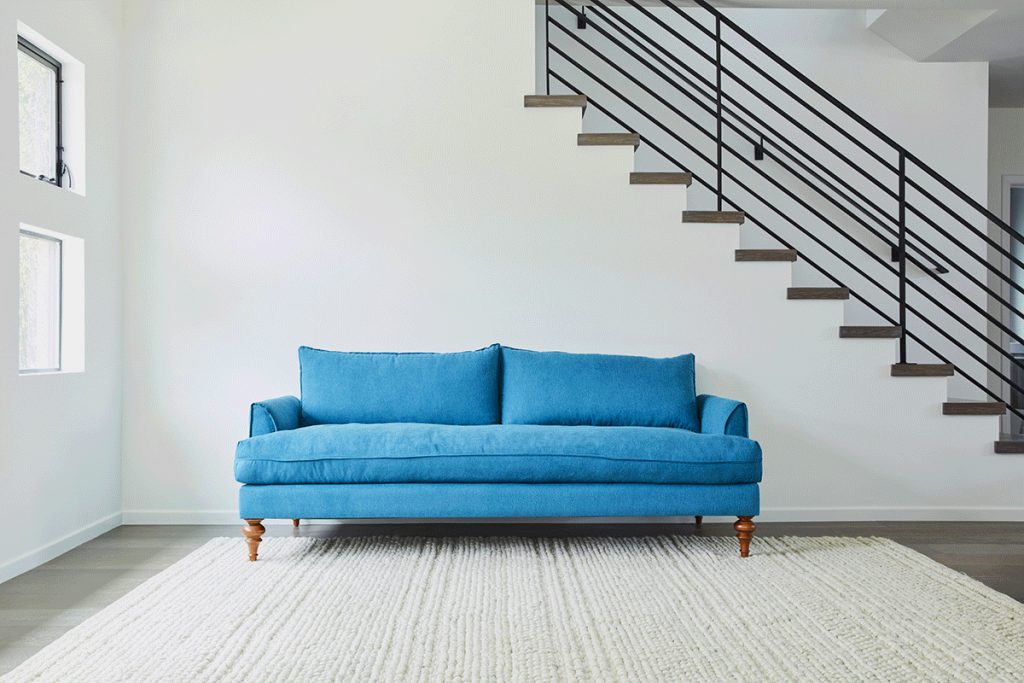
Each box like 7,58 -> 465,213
1,521 -> 1022,675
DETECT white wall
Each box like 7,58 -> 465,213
0,0 -> 123,583
118,0 -> 1023,523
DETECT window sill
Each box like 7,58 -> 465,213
18,170 -> 85,197
19,369 -> 84,377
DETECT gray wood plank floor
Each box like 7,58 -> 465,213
1,521 -> 1021,675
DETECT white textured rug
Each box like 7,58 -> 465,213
4,536 -> 1024,682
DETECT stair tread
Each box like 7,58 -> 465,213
943,401 -> 1006,416
994,438 -> 1024,454
682,210 -> 745,224
736,249 -> 798,262
839,326 -> 902,338
629,172 -> 692,186
891,363 -> 955,377
788,287 -> 849,299
577,133 -> 640,148
524,95 -> 587,108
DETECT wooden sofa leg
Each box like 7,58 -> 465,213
734,516 -> 756,558
292,518 -> 300,528
243,519 -> 266,561
694,515 -> 703,528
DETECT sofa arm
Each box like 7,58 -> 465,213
249,396 -> 302,437
697,394 -> 749,438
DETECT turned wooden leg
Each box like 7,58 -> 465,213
734,516 -> 756,558
694,515 -> 703,528
292,518 -> 300,528
243,519 -> 266,561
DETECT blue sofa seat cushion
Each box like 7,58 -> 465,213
299,344 -> 500,426
501,347 -> 699,431
234,423 -> 761,486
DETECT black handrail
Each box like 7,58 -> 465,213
543,0 -> 1024,418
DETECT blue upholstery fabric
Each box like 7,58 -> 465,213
249,396 -> 302,437
239,482 -> 759,519
299,344 -> 500,426
500,347 -> 699,431
697,394 -> 749,438
234,423 -> 761,485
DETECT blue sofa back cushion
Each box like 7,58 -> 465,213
299,344 -> 501,426
501,347 -> 699,431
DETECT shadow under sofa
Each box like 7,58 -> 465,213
235,344 -> 762,559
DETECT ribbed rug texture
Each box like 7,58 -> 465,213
4,535 -> 1023,682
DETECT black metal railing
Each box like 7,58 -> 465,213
542,0 -> 1024,423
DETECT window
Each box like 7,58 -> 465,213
18,36 -> 62,186
19,231 -> 63,373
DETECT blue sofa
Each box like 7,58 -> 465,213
235,344 -> 761,559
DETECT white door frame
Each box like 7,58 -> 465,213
999,175 -> 1024,433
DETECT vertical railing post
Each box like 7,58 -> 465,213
545,0 -> 551,95
715,16 -> 724,211
898,151 -> 907,364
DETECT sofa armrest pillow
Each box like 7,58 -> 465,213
250,395 -> 302,437
500,347 -> 698,431
299,344 -> 501,425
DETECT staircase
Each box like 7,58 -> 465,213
529,0 -> 1024,454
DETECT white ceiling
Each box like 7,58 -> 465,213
866,8 -> 1024,106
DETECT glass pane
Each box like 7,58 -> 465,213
19,233 -> 62,372
18,47 -> 58,181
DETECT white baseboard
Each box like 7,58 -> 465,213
121,507 -> 1024,525
0,511 -> 122,585
756,506 -> 1024,522
121,510 -> 249,525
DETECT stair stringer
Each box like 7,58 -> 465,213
521,104 -> 1023,520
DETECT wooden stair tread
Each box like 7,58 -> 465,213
682,211 -> 745,224
524,95 -> 587,108
839,326 -> 902,338
891,363 -> 954,377
736,249 -> 797,262
943,401 -> 1007,416
629,172 -> 692,186
788,287 -> 849,300
994,438 -> 1024,454
577,133 -> 640,148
